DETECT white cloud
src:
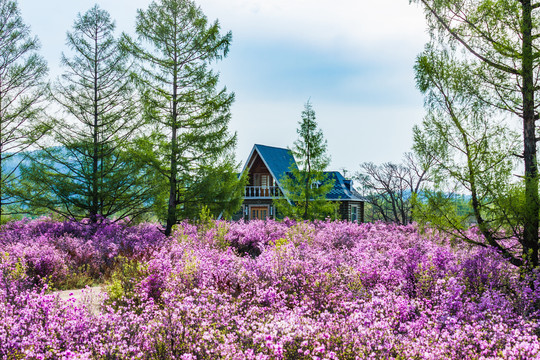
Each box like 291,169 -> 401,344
18,0 -> 428,75
197,0 -> 428,59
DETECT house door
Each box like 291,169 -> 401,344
251,206 -> 268,220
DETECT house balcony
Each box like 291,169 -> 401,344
244,186 -> 282,199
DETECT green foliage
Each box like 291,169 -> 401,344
283,221 -> 316,247
274,101 -> 336,220
347,272 -> 371,301
106,256 -> 146,308
0,214 -> 24,225
213,223 -> 231,250
181,164 -> 247,220
496,184 -> 527,231
55,265 -> 95,290
294,101 -> 330,173
414,262 -> 439,298
197,205 -> 214,229
124,0 -> 241,235
275,171 -> 337,220
20,145 -> 157,221
413,44 -> 524,265
196,205 -> 230,250
17,5 -> 154,222
273,237 -> 290,255
5,351 -> 25,360
411,0 -> 540,270
0,252 -> 26,284
167,250 -> 199,287
0,0 -> 49,218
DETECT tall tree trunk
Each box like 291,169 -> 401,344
304,168 -> 310,220
166,125 -> 177,236
165,54 -> 179,237
91,31 -> 99,223
303,134 -> 311,220
521,0 -> 539,269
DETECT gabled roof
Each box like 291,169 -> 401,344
242,144 -> 297,184
324,171 -> 364,201
242,144 -> 364,202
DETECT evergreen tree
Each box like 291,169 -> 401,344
124,0 -> 243,235
275,101 -> 335,220
19,5 -> 154,221
0,0 -> 48,218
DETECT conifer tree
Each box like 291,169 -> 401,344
0,0 -> 48,218
275,101 -> 336,220
124,0 -> 243,235
19,5 -> 154,221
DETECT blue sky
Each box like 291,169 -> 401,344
17,0 -> 429,173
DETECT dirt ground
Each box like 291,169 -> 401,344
55,286 -> 104,314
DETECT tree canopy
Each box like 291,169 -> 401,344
411,0 -> 540,270
18,5 -> 155,222
0,0 -> 48,218
274,101 -> 336,220
124,0 -> 243,234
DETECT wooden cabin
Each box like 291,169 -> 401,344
237,144 -> 365,222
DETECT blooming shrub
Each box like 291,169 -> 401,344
1,218 -> 539,359
0,217 -> 166,289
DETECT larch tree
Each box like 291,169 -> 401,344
413,47 -> 522,265
275,101 -> 335,220
124,0 -> 243,236
410,0 -> 540,271
0,0 -> 48,218
19,5 -> 154,222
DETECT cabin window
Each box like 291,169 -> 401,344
351,205 -> 358,222
261,174 -> 269,187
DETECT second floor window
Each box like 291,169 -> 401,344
261,174 -> 269,187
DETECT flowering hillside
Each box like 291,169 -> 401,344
1,218 -> 539,359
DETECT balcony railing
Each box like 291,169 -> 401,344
244,186 -> 282,198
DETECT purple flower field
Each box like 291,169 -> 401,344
1,218 -> 540,359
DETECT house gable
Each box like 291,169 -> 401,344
242,144 -> 297,193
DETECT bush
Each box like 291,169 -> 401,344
1,218 -> 540,358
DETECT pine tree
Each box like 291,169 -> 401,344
124,0 -> 243,235
19,5 -> 154,221
0,0 -> 48,218
275,101 -> 336,220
